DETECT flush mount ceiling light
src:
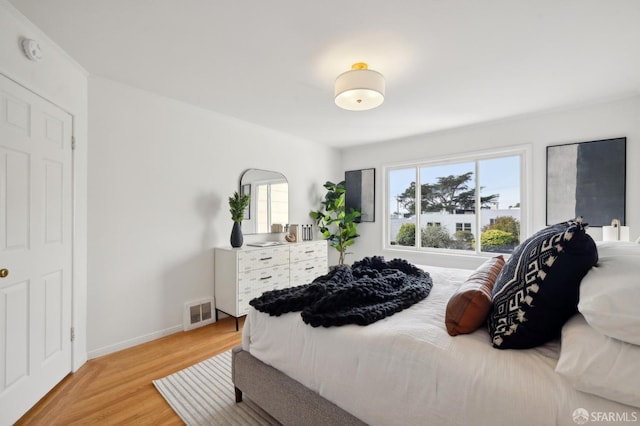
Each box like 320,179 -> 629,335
334,62 -> 385,111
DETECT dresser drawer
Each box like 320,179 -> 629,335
237,265 -> 289,315
238,246 -> 289,272
239,264 -> 289,292
290,240 -> 327,263
290,258 -> 328,287
238,296 -> 251,316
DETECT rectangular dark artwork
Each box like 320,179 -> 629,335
546,137 -> 626,226
345,168 -> 375,222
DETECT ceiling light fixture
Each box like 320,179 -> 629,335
334,62 -> 385,111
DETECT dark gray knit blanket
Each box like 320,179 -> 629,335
249,256 -> 433,327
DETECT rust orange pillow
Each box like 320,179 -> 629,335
445,255 -> 505,336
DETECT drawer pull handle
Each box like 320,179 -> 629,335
259,256 -> 273,261
305,266 -> 314,270
260,275 -> 273,280
305,250 -> 314,253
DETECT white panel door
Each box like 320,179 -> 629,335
0,74 -> 73,425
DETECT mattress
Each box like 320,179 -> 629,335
242,265 -> 633,426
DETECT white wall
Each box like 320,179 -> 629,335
341,96 -> 640,270
0,1 -> 89,371
87,77 -> 340,357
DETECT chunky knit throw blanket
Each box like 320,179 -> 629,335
249,256 -> 433,327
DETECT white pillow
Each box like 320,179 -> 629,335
556,314 -> 640,408
578,241 -> 640,345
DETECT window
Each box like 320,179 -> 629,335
389,168 -> 417,246
386,147 -> 527,255
456,223 -> 471,232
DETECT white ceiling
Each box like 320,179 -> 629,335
9,0 -> 640,148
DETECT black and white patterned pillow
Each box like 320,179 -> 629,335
488,218 -> 597,349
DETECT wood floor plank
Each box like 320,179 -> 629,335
16,317 -> 244,425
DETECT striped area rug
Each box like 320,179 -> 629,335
153,350 -> 279,425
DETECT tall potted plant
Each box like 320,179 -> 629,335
229,191 -> 250,248
310,180 -> 360,265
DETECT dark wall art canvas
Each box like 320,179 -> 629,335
345,168 -> 375,222
546,137 -> 626,226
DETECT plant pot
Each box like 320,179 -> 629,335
230,221 -> 243,248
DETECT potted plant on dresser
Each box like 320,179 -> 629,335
310,180 -> 360,265
229,191 -> 250,248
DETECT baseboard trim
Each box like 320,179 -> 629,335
87,325 -> 183,359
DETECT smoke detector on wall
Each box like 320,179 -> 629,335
21,38 -> 43,62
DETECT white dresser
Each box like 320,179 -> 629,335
214,240 -> 328,330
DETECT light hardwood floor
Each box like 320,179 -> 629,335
17,316 -> 245,425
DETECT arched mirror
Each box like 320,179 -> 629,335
240,169 -> 289,235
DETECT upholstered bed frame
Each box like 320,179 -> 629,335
232,346 -> 366,425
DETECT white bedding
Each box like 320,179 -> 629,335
242,265 -> 635,426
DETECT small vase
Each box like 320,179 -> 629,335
230,222 -> 243,248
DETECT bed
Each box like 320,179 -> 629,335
232,225 -> 640,425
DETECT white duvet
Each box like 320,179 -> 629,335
242,265 -> 635,426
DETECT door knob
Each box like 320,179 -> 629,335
0,269 -> 8,278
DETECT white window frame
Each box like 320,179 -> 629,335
383,144 -> 532,256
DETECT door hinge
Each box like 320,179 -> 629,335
70,327 -> 75,342
71,136 -> 76,151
